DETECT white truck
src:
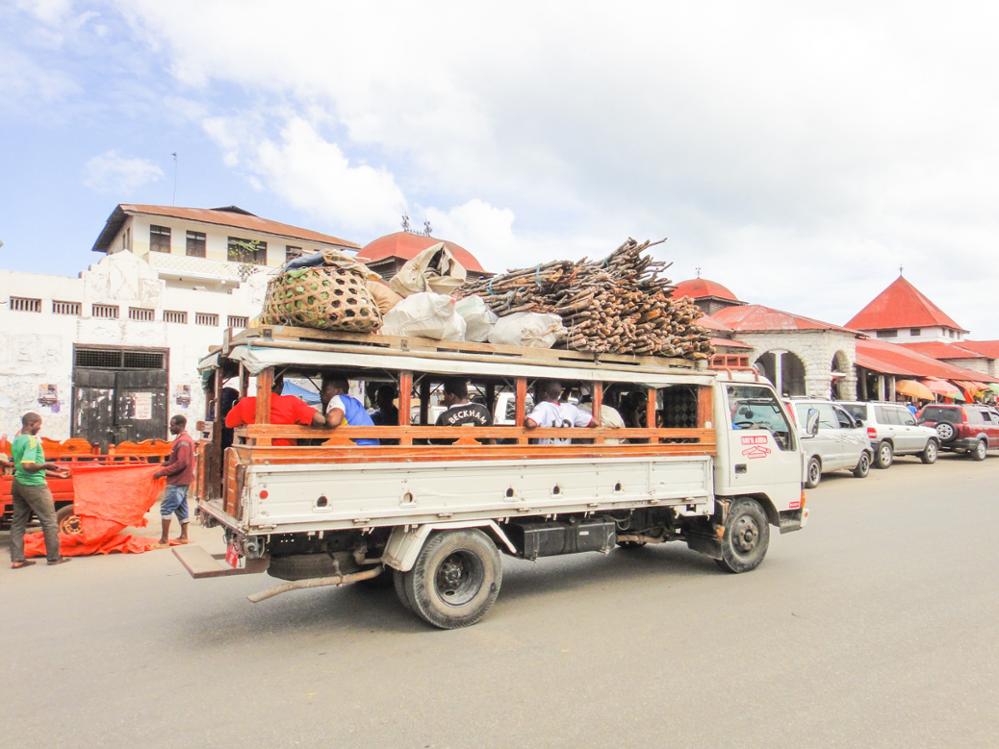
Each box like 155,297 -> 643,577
176,326 -> 813,629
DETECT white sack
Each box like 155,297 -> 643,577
454,295 -> 498,342
488,312 -> 566,349
380,292 -> 467,341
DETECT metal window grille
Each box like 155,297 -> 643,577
150,225 -> 171,253
52,300 -> 81,315
74,348 -> 165,369
92,303 -> 119,319
122,351 -> 165,369
128,307 -> 155,321
163,310 -> 187,324
195,312 -> 219,326
227,315 -> 248,329
10,296 -> 42,312
186,230 -> 207,258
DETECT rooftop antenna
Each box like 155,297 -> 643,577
695,266 -> 702,278
899,265 -> 904,276
401,213 -> 411,232
171,152 -> 178,205
423,219 -> 432,236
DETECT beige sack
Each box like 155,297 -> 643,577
389,242 -> 467,297
367,279 -> 404,315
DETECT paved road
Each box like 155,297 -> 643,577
4,453 -> 998,748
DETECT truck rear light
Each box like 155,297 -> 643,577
867,427 -> 877,440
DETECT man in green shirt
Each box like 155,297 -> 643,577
9,412 -> 71,568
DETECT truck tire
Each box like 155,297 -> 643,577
852,451 -> 871,478
715,498 -> 770,574
804,457 -> 822,488
403,529 -> 502,629
920,439 -> 939,464
55,505 -> 82,535
875,441 -> 894,469
393,569 -> 414,611
971,439 -> 988,461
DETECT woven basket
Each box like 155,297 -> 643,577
260,266 -> 382,332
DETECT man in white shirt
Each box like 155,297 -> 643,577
525,381 -> 596,445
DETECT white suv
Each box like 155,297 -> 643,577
791,399 -> 872,488
840,401 -> 939,469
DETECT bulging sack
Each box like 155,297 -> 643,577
389,242 -> 467,297
454,295 -> 498,342
488,312 -> 566,349
380,292 -> 467,340
367,279 -> 404,315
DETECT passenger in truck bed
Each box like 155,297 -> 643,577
224,375 -> 326,445
525,380 -> 596,445
322,376 -> 379,446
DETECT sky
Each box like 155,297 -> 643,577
2,1 -> 999,336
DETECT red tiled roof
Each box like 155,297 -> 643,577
856,338 -> 998,382
93,204 -> 360,252
711,304 -> 860,335
898,341 -> 986,360
698,313 -> 733,332
710,337 -> 753,350
845,275 -> 966,332
673,277 -> 740,302
357,231 -> 485,272
955,340 -> 999,359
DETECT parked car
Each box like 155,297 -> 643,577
790,399 -> 872,487
839,401 -> 939,468
916,404 -> 999,460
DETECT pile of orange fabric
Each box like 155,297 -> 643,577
24,464 -> 166,557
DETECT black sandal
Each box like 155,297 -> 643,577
11,560 -> 36,569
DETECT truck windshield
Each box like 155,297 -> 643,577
727,385 -> 795,451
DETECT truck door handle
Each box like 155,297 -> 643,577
735,464 -> 747,474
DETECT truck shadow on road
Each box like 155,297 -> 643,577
177,544 -> 721,641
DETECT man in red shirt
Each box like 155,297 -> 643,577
153,415 -> 196,545
224,375 -> 326,445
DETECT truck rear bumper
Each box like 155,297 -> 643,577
779,508 -> 807,534
172,545 -> 268,579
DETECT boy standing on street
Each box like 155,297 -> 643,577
153,415 -> 195,546
9,412 -> 71,569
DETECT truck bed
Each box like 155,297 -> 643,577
203,454 -> 715,535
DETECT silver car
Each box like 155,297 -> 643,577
840,401 -> 939,469
792,399 -> 872,488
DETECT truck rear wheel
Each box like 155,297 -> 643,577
403,529 -> 502,629
393,569 -> 414,611
715,498 -> 770,574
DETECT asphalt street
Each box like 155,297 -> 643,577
3,452 -> 998,748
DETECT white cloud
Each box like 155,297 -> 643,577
83,150 -> 164,193
108,1 -> 999,335
203,116 -> 407,236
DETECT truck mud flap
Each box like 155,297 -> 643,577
684,531 -> 722,560
173,545 -> 268,579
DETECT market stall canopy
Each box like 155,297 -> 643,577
895,379 -> 934,401
855,339 -> 999,383
920,378 -> 964,401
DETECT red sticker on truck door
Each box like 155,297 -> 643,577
740,435 -> 772,459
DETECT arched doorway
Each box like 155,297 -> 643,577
755,350 -> 806,396
830,351 -> 851,400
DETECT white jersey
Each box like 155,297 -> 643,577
526,401 -> 593,445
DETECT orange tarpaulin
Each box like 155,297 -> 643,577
24,464 -> 167,558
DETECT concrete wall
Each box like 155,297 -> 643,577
733,329 -> 858,400
0,252 -> 271,441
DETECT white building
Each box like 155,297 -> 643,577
0,204 -> 358,446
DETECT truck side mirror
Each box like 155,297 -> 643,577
805,408 -> 820,437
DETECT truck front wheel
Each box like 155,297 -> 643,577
715,499 -> 770,574
402,529 -> 502,629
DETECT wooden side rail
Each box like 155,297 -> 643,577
235,424 -> 716,447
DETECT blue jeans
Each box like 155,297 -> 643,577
160,485 -> 190,523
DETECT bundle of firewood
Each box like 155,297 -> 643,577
460,239 -> 714,359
